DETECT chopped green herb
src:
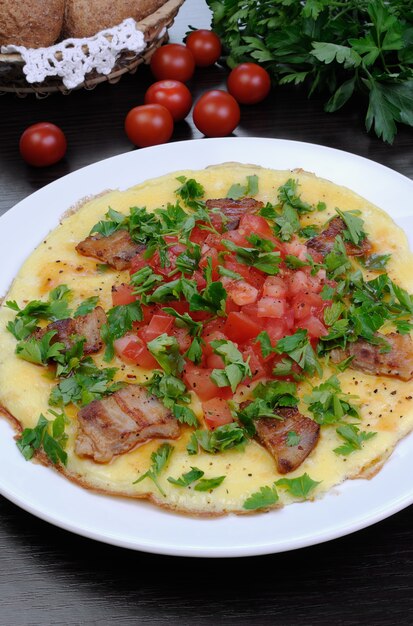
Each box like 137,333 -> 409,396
133,443 -> 174,496
209,339 -> 252,392
226,174 -> 259,199
187,423 -> 248,455
167,466 -> 204,487
15,331 -> 65,366
304,375 -> 360,425
73,296 -> 99,318
16,411 -> 68,466
276,473 -> 321,498
358,253 -> 391,271
334,424 -> 377,456
286,431 -> 301,447
243,484 -> 279,510
147,334 -> 185,376
101,301 -> 143,361
194,475 -> 226,491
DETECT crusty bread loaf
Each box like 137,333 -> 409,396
0,0 -> 65,47
63,0 -> 168,38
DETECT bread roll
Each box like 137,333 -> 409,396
0,0 -> 65,47
63,0 -> 168,38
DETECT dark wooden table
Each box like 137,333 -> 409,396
1,2 -> 413,624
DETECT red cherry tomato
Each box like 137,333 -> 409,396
19,122 -> 67,167
227,63 -> 271,105
144,80 -> 192,121
192,90 -> 240,137
124,104 -> 174,148
150,44 -> 195,82
185,29 -> 222,67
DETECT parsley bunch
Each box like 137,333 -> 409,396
208,0 -> 413,142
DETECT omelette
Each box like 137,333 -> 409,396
1,163 -> 413,516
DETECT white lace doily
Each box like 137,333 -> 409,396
1,18 -> 146,89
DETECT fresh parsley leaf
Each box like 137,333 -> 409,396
172,404 -> 198,427
133,443 -> 174,496
16,411 -> 68,465
189,280 -> 227,316
209,339 -> 252,392
223,239 -> 281,275
358,253 -> 391,271
130,267 -> 163,295
187,423 -> 248,455
275,329 -> 322,376
194,475 -> 226,491
15,331 -> 65,365
335,209 -> 366,246
286,431 -> 301,447
276,473 -> 321,498
243,484 -> 279,510
49,360 -> 121,407
334,424 -> 377,456
147,334 -> 185,376
226,174 -> 259,199
167,467 -> 204,487
304,375 -> 360,425
73,297 -> 99,318
175,176 -> 205,211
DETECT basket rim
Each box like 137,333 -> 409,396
0,0 -> 185,65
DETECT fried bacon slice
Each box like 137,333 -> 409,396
33,306 -> 106,355
75,384 -> 180,463
255,407 -> 320,474
307,216 -> 371,257
76,229 -> 144,270
331,332 -> 413,381
206,197 -> 264,230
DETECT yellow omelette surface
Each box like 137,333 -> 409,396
1,163 -> 413,515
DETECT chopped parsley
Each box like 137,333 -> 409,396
187,423 -> 248,455
209,339 -> 252,392
243,484 -> 279,510
16,410 -> 68,466
101,301 -> 143,361
304,375 -> 360,425
334,424 -> 377,456
276,473 -> 321,498
226,174 -> 259,199
133,443 -> 174,496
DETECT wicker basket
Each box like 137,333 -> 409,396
0,0 -> 185,97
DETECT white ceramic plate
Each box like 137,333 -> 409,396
1,137 -> 413,558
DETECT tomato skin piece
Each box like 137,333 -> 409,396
238,214 -> 273,239
190,226 -> 208,245
193,90 -> 240,138
19,122 -> 67,167
183,364 -> 232,401
144,80 -> 192,121
114,334 -> 158,368
185,30 -> 222,67
129,253 -> 148,275
297,316 -> 328,339
170,326 -> 192,353
202,398 -> 233,430
138,314 -> 175,343
124,104 -> 174,148
111,283 -> 137,306
150,43 -> 195,82
224,311 -> 263,343
227,63 -> 271,105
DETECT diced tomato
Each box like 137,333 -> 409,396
138,313 -> 174,342
257,296 -> 287,319
224,311 -> 263,343
242,345 -> 269,381
204,233 -> 226,251
288,270 -> 314,297
224,257 -> 266,290
284,238 -> 308,262
206,354 -> 226,369
225,296 -> 241,315
228,280 -> 259,306
183,364 -> 233,401
263,276 -> 288,298
238,214 -> 273,239
199,246 -> 219,280
297,316 -> 328,339
193,270 -> 207,290
111,283 -> 137,306
264,318 -> 289,343
292,292 -> 324,321
222,229 -> 250,247
202,398 -> 234,430
202,318 -> 226,337
165,299 -> 190,315
129,253 -> 147,275
114,334 -> 158,368
201,329 -> 227,357
190,225 -> 207,245
170,326 -> 192,353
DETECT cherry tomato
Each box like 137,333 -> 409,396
227,63 -> 271,105
144,80 -> 192,121
124,104 -> 174,148
185,30 -> 222,67
150,44 -> 195,82
192,90 -> 240,137
19,122 -> 67,167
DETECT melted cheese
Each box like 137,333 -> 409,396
1,164 -> 413,515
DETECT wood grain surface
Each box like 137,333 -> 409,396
0,2 -> 412,624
